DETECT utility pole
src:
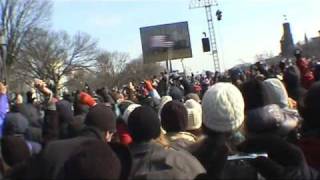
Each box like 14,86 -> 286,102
190,0 -> 221,72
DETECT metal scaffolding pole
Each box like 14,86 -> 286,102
190,0 -> 221,72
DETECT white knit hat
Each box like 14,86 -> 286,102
122,104 -> 141,124
184,99 -> 202,130
202,83 -> 244,133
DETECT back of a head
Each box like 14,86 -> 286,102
1,136 -> 31,167
63,140 -> 121,180
85,104 -> 116,133
185,93 -> 201,103
161,101 -> 188,133
283,66 -> 301,89
263,78 -> 289,109
202,83 -> 244,133
128,106 -> 161,143
169,86 -> 184,102
56,100 -> 74,124
300,82 -> 320,129
240,79 -> 270,111
3,113 -> 29,136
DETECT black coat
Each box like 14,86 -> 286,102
40,127 -> 105,179
190,134 -> 260,179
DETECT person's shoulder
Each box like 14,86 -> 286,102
44,137 -> 92,153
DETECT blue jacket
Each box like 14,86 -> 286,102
0,94 -> 9,137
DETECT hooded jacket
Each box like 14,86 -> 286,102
129,141 -> 206,180
40,126 -> 106,179
246,104 -> 300,137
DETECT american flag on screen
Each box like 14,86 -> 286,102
150,35 -> 174,48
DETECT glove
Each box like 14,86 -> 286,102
239,135 -> 319,180
79,92 -> 96,107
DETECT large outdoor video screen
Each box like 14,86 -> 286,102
140,21 -> 192,64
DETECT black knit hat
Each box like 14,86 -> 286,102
1,136 -> 31,167
85,104 -> 116,132
161,101 -> 188,132
128,106 -> 161,143
63,140 -> 121,179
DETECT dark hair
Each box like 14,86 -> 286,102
128,106 -> 161,143
161,101 -> 188,132
240,79 -> 270,111
62,140 -> 121,179
1,136 -> 31,167
300,82 -> 320,130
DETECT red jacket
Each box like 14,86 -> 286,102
296,58 -> 315,89
297,137 -> 320,170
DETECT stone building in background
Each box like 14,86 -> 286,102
280,22 -> 295,58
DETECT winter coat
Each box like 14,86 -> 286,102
296,58 -> 315,89
246,104 -> 300,137
283,66 -> 307,102
129,141 -> 206,180
297,130 -> 320,171
40,126 -> 105,179
42,110 -> 60,145
67,113 -> 86,138
56,100 -> 74,139
190,134 -> 259,179
166,131 -> 197,151
157,78 -> 168,97
0,94 -> 9,137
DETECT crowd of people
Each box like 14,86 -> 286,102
0,50 -> 320,179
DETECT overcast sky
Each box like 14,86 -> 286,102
52,0 -> 320,72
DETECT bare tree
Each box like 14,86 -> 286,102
94,51 -> 129,87
117,57 -> 165,86
0,0 -> 52,67
16,29 -> 98,94
255,51 -> 274,62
